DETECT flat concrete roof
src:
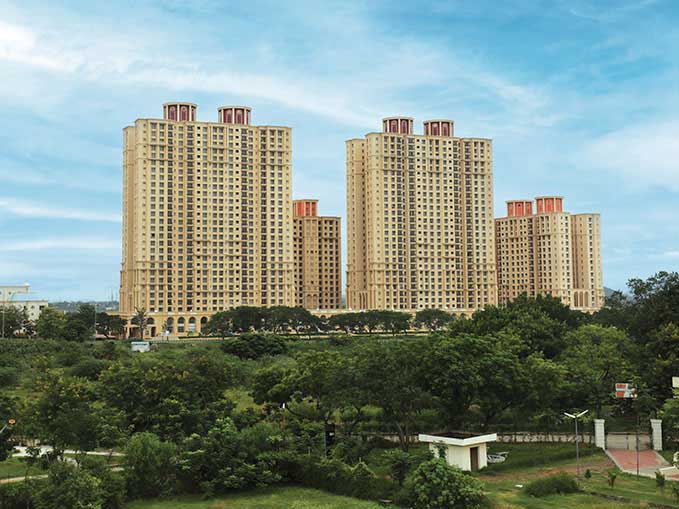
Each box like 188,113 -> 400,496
419,432 -> 497,447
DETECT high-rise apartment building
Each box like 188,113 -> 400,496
346,117 -> 497,312
495,196 -> 604,311
120,103 -> 294,335
293,199 -> 341,309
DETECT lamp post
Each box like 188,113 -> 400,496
564,409 -> 589,480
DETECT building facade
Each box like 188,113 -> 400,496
119,103 -> 294,336
346,117 -> 497,312
495,196 -> 604,312
0,284 -> 48,321
293,200 -> 341,309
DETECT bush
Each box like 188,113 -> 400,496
0,366 -> 19,386
0,480 -> 42,508
125,432 -> 177,499
81,455 -> 127,509
278,454 -> 396,501
219,333 -> 288,359
402,459 -> 486,509
70,358 -> 109,380
524,473 -> 579,497
35,461 -> 106,509
177,419 -> 281,495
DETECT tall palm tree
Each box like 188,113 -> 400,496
132,307 -> 148,340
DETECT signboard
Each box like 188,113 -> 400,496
131,341 -> 150,353
673,377 -> 679,389
615,383 -> 637,399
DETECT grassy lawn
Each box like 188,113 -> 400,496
582,469 -> 679,506
0,456 -> 45,479
125,487 -> 385,509
479,443 -> 679,508
486,483 -> 644,508
484,442 -> 602,474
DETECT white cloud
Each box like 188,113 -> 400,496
0,238 -> 119,252
0,18 -> 549,131
0,198 -> 121,222
583,120 -> 679,191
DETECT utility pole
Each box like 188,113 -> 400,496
564,410 -> 589,480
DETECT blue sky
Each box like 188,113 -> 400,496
0,0 -> 677,301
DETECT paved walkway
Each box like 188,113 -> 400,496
605,449 -> 675,478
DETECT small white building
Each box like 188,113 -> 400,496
418,432 -> 497,472
0,284 -> 48,321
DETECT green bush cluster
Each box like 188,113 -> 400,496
279,454 -> 395,501
219,333 -> 288,359
524,473 -> 579,497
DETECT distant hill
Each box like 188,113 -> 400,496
604,287 -> 617,298
50,301 -> 119,312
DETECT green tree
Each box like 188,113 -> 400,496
219,333 -> 288,359
328,313 -> 362,334
35,461 -> 105,509
28,373 -> 99,455
36,307 -> 68,340
227,306 -> 267,332
203,311 -> 233,338
659,393 -> 679,447
385,449 -> 411,485
178,418 -> 280,494
95,312 -> 124,339
414,309 -> 452,331
627,271 -> 679,338
125,432 -> 177,499
99,353 -> 239,440
403,458 -> 485,509
353,340 -> 432,450
0,306 -> 33,338
380,311 -> 411,335
559,324 -> 633,416
131,308 -> 148,340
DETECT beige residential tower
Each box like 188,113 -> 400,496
495,196 -> 604,312
293,199 -> 341,310
119,103 -> 294,335
346,117 -> 497,312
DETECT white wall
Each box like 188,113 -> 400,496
428,442 -> 489,471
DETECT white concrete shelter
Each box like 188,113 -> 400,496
418,432 -> 497,471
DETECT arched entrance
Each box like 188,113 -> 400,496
177,317 -> 185,333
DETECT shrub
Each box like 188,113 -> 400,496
0,480 -> 42,508
81,455 -> 127,509
584,468 -> 592,479
402,459 -> 486,509
124,432 -> 177,498
656,471 -> 666,491
0,366 -> 18,386
35,461 -> 106,509
385,449 -> 411,485
279,454 -> 395,501
524,473 -> 579,497
219,333 -> 288,359
70,358 -> 109,380
177,419 -> 281,495
607,469 -> 618,487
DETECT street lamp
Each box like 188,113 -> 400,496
564,409 -> 589,480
